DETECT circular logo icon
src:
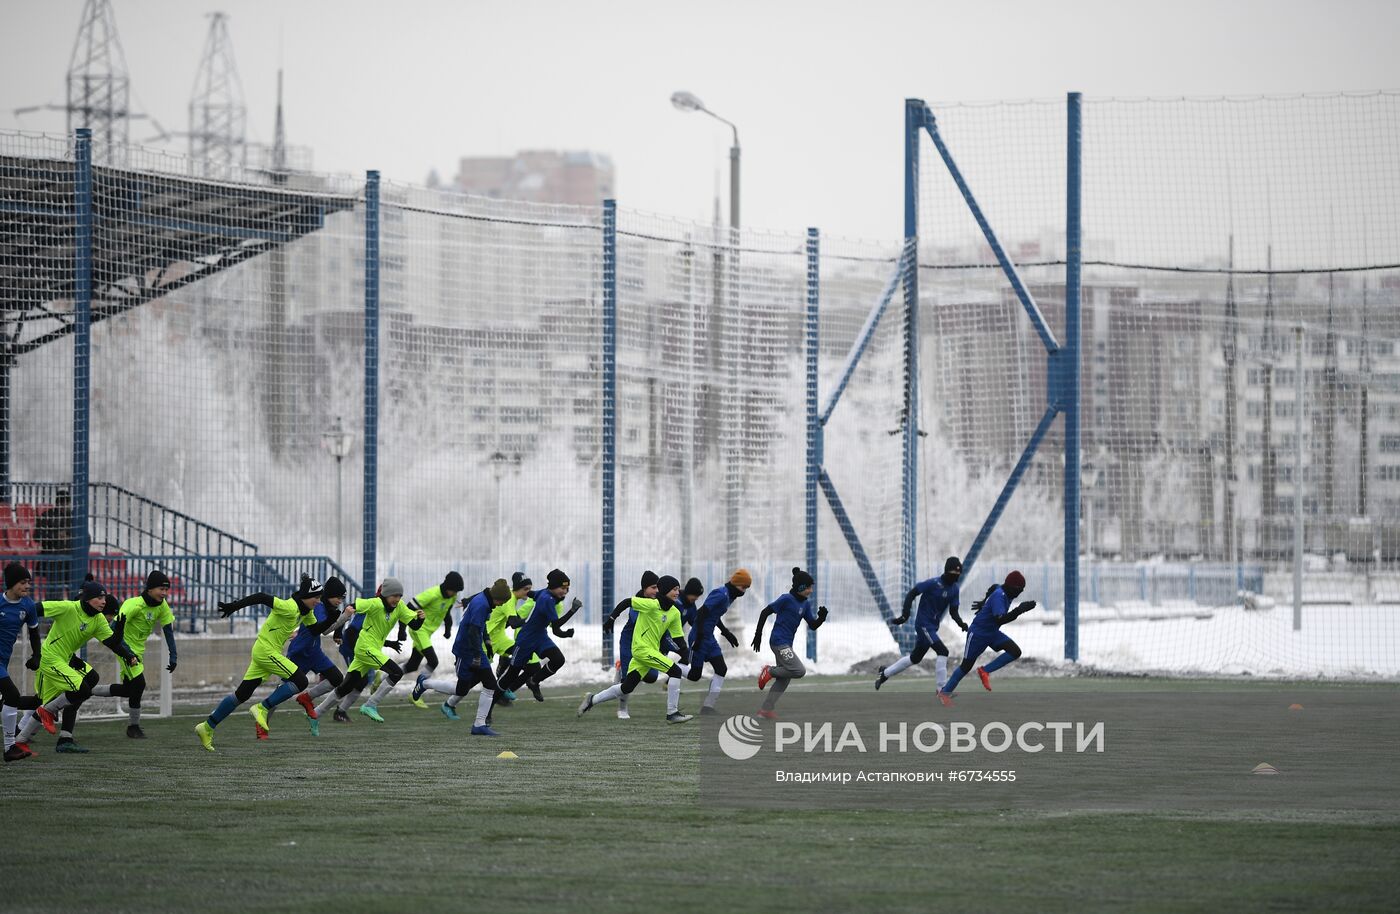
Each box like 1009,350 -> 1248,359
717,714 -> 764,761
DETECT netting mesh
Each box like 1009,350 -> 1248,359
918,93 -> 1400,675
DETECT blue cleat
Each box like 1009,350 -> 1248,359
440,702 -> 460,721
502,689 -> 517,702
470,724 -> 499,736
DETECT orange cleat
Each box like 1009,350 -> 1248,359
296,692 -> 319,719
756,709 -> 778,721
36,706 -> 58,735
757,665 -> 773,691
977,667 -> 992,691
253,721 -> 269,741
937,691 -> 955,708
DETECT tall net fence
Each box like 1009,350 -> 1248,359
918,93 -> 1400,676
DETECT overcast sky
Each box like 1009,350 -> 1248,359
2,0 -> 1398,240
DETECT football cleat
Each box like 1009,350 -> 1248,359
937,690 -> 955,708
527,681 -> 544,702
250,704 -> 271,739
576,693 -> 594,718
195,721 -> 215,751
755,709 -> 778,721
874,666 -> 888,691
977,666 -> 992,691
666,712 -> 693,724
470,724 -> 499,737
332,709 -> 350,723
3,744 -> 34,763
296,693 -> 319,719
55,738 -> 88,754
757,665 -> 773,691
36,705 -> 58,735
308,717 -> 320,737
126,724 -> 146,739
359,705 -> 385,723
440,702 -> 460,721
699,706 -> 718,716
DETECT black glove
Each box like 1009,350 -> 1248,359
384,640 -> 402,652
750,633 -> 763,653
166,658 -> 178,673
602,616 -> 614,633
891,614 -> 908,626
557,628 -> 574,639
816,606 -> 828,621
569,597 -> 583,613
1015,600 -> 1038,612
724,630 -> 739,648
25,653 -> 39,671
217,601 -> 237,618
68,654 -> 85,670
957,619 -> 969,632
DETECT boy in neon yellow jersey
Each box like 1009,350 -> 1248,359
486,571 -> 536,703
314,578 -> 423,723
396,571 -> 462,709
194,575 -> 335,750
15,580 -> 138,754
90,569 -> 178,739
578,575 -> 692,723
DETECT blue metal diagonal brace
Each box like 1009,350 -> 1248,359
920,110 -> 1060,355
818,469 -> 894,621
961,404 -> 1060,576
818,240 -> 912,426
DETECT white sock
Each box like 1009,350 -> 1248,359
935,656 -> 949,690
128,707 -> 141,727
704,675 -> 725,708
337,691 -> 357,713
45,694 -> 71,714
58,729 -> 73,740
666,676 -> 682,714
446,691 -> 464,708
91,684 -> 114,697
2,706 -> 15,749
618,694 -> 629,712
307,679 -> 336,700
885,656 -> 913,678
315,691 -> 340,716
363,678 -> 396,709
591,683 -> 624,706
18,710 -> 33,736
475,690 -> 494,726
422,678 -> 455,698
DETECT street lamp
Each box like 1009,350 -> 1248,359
1082,459 -> 1100,560
486,451 -> 520,562
670,90 -> 740,229
321,416 -> 353,569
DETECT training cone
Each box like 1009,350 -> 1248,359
1252,762 -> 1279,775
497,750 -> 519,760
1288,703 -> 1304,711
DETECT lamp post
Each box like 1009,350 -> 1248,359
321,416 -> 353,569
487,451 -> 519,563
1082,458 -> 1100,560
670,90 -> 739,229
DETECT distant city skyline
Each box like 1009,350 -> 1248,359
3,0 -> 1398,241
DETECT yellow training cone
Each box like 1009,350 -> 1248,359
1252,763 -> 1279,775
497,750 -> 519,760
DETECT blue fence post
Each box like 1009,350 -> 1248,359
1064,92 -> 1082,662
362,170 -> 380,592
601,199 -> 617,670
805,227 -> 820,662
902,99 -> 922,637
70,128 -> 93,594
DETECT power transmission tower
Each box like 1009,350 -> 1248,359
188,12 -> 247,172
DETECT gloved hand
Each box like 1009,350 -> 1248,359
166,659 -> 178,673
384,640 -> 403,652
570,597 -> 583,613
1015,600 -> 1038,612
816,605 -> 828,621
25,653 -> 39,671
724,630 -> 739,648
891,614 -> 908,626
750,633 -> 763,653
557,628 -> 574,639
217,601 -> 236,618
957,619 -> 969,632
602,616 -> 614,633
68,654 -> 86,670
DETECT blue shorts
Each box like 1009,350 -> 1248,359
912,623 -> 945,656
962,628 -> 1013,661
511,633 -> 556,668
287,646 -> 337,675
0,664 -> 10,681
689,637 -> 724,665
454,653 -> 488,679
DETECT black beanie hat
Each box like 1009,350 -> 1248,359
295,574 -> 325,599
944,556 -> 963,577
546,568 -> 569,589
657,575 -> 680,595
323,577 -> 347,600
511,571 -> 532,591
791,566 -> 815,589
79,580 -> 106,605
684,576 -> 705,597
4,562 -> 30,590
640,569 -> 659,591
442,571 -> 465,594
145,569 -> 171,591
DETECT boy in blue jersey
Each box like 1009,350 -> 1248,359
0,564 -> 42,762
752,567 -> 828,719
278,577 -> 350,735
877,556 -> 962,692
413,578 -> 510,735
682,570 -> 748,716
937,570 -> 1037,707
499,568 -> 581,700
604,570 -> 661,720
579,575 -> 692,721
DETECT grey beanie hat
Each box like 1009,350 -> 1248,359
380,577 -> 405,599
